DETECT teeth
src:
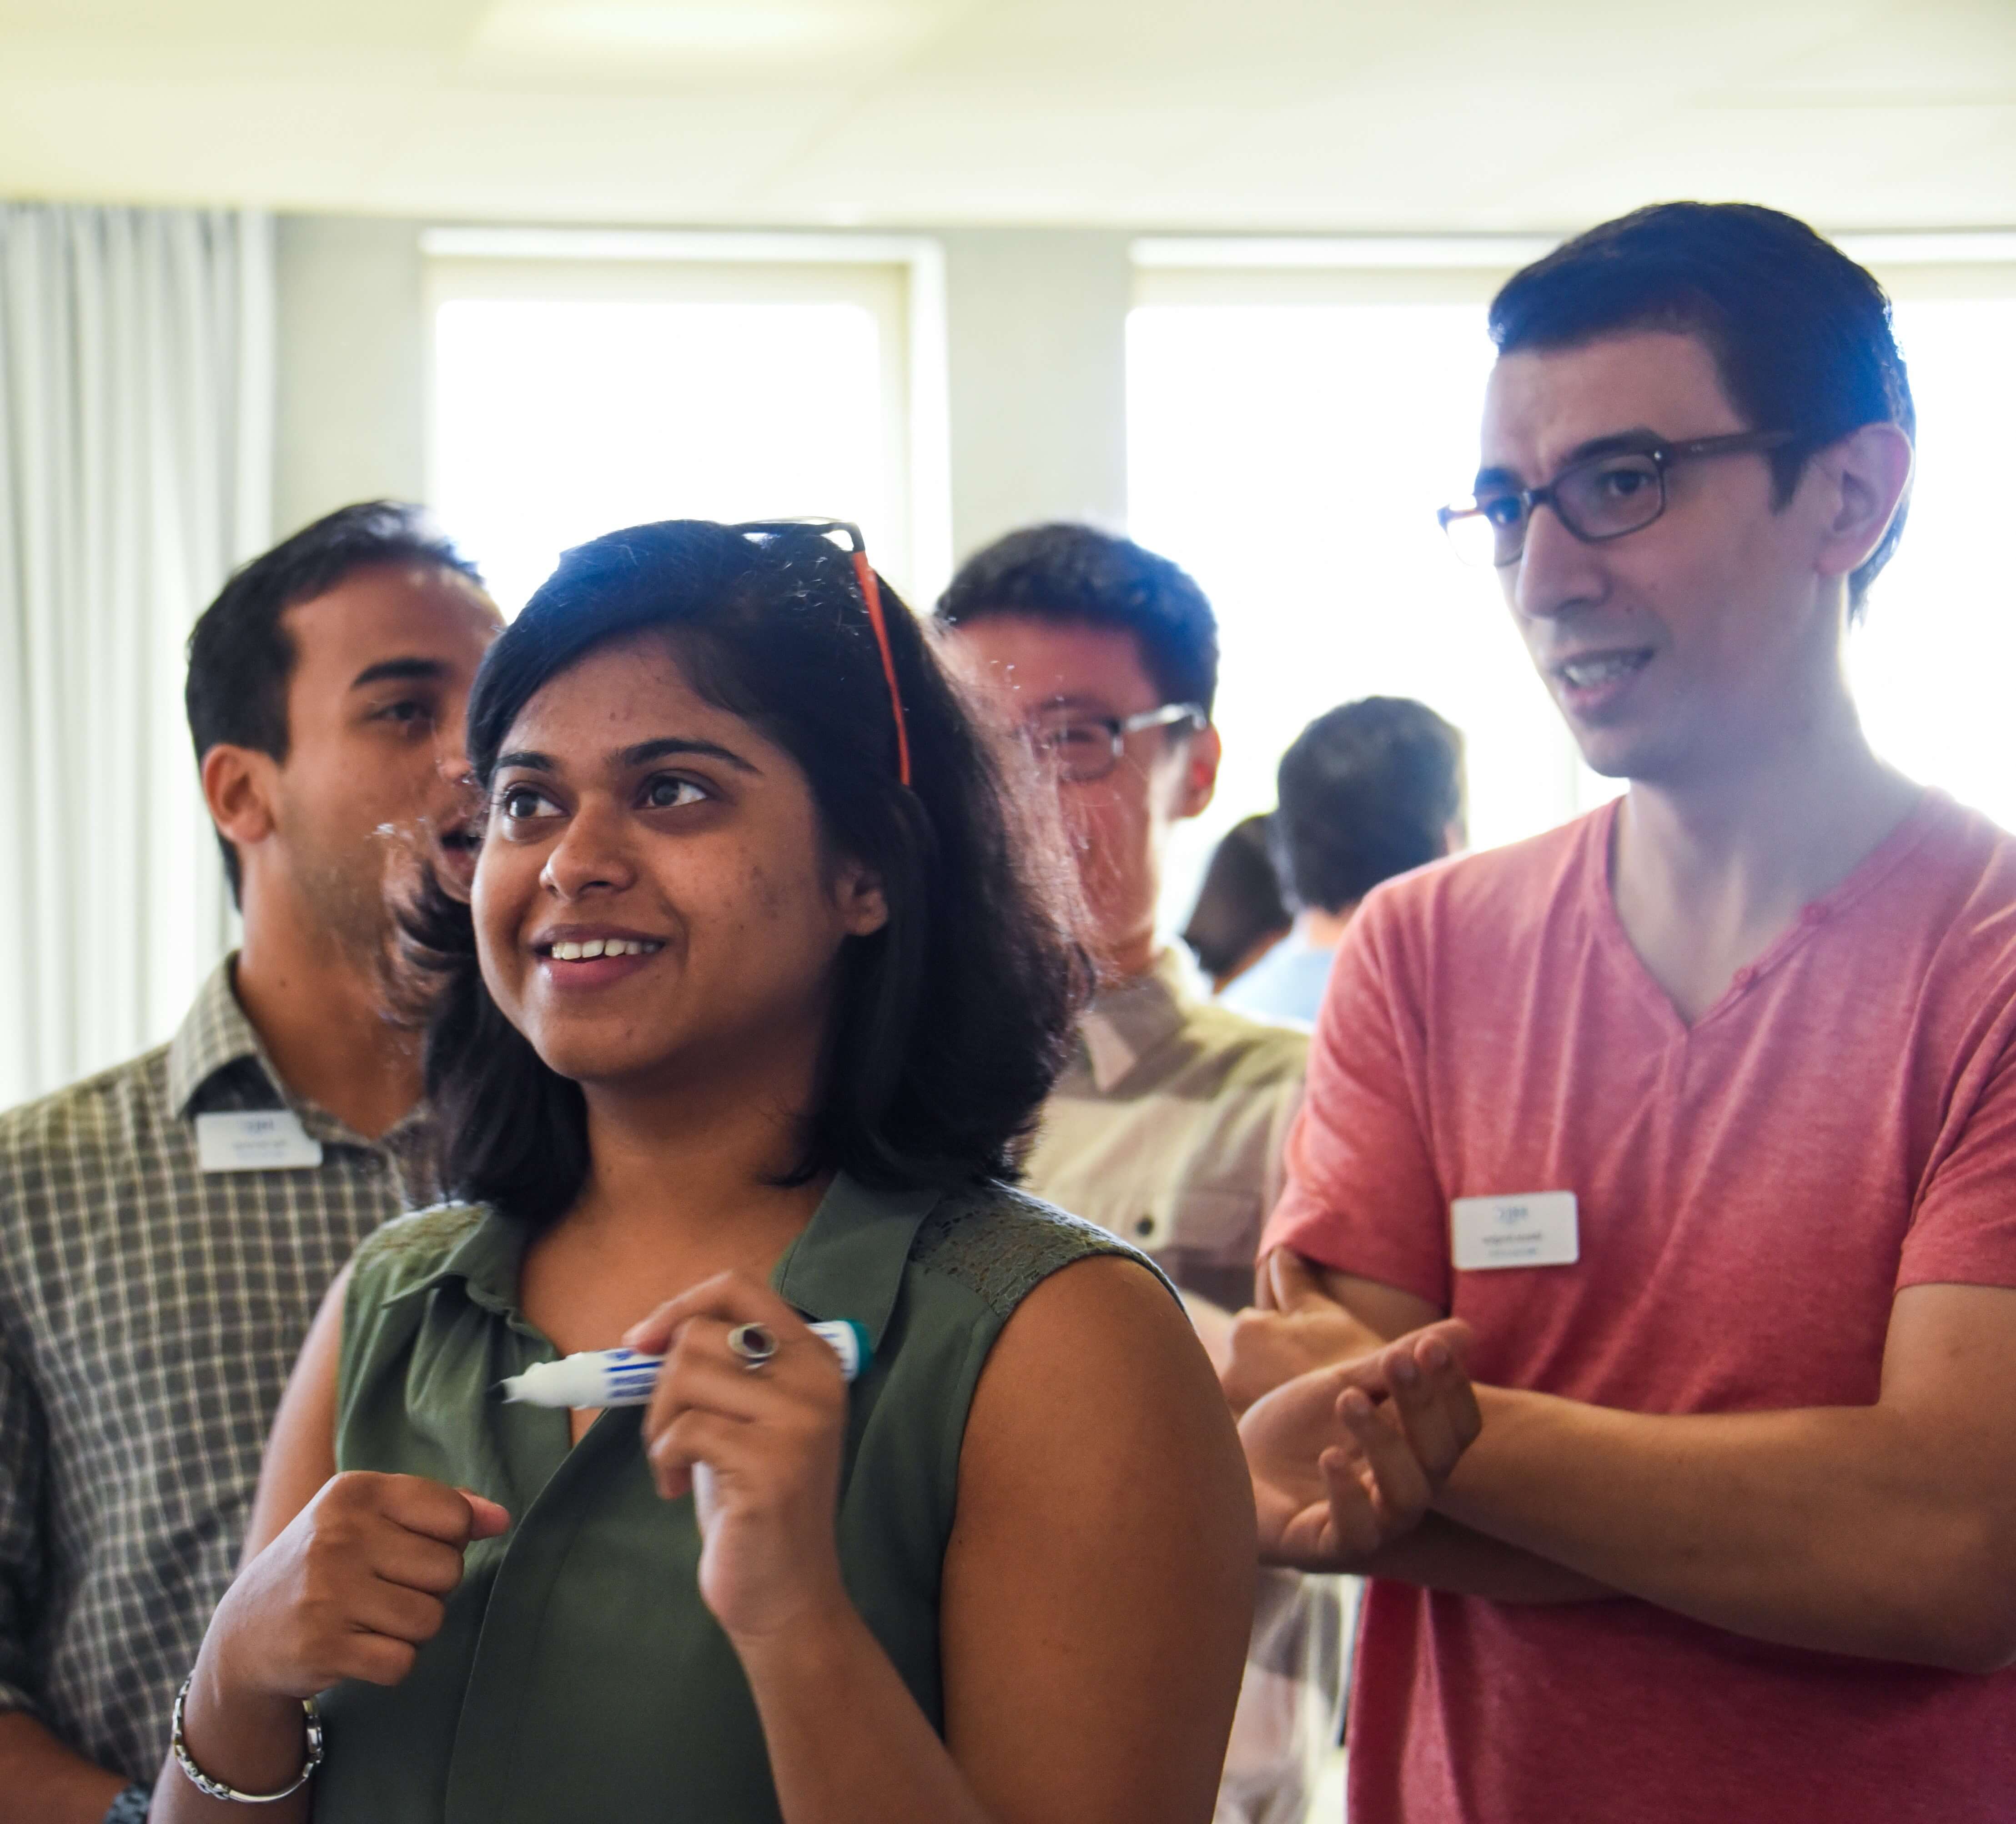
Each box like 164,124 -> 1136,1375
1563,653 -> 1646,688
545,938 -> 664,961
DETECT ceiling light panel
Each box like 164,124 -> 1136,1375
468,0 -> 947,73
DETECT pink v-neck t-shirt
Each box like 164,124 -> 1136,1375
1262,789 -> 2016,1824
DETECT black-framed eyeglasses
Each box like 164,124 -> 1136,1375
1436,430 -> 1798,568
1025,702 -> 1206,784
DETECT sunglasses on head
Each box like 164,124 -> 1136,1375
728,519 -> 911,789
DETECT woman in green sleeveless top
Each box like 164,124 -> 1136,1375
159,521 -> 1254,1824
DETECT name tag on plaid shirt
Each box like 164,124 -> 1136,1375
196,1111 -> 324,1172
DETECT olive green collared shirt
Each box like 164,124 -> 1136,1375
322,1173 -> 1155,1824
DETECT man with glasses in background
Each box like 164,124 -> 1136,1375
938,523 -> 1341,1824
0,503 -> 499,1823
1230,203 -> 2016,1823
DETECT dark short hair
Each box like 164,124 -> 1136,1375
1181,814 -> 1291,982
1488,202 -> 1914,608
933,523 -> 1219,718
1275,698 -> 1464,913
185,501 -> 483,903
406,520 -> 1088,1229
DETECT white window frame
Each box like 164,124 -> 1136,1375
419,226 -> 951,608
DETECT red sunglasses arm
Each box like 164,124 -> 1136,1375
850,548 -> 912,789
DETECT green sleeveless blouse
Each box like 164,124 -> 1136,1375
321,1173 -> 1160,1824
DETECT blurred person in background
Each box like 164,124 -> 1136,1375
939,523 -> 1340,1824
0,503 -> 499,1823
937,525 -> 1304,1313
1182,814 -> 1294,995
1232,203 -> 2016,1824
1223,698 -> 1465,1027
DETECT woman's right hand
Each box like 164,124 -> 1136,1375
204,1471 -> 509,1701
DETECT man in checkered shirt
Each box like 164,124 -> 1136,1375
0,503 -> 499,1821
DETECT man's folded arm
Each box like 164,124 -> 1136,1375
1434,1280 -> 2016,1670
0,1342 -> 130,1819
1439,1057 -> 2016,1671
1244,1248 -> 1614,1603
1261,1238 -> 2016,1662
1327,1513 -> 1606,1602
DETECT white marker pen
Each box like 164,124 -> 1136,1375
499,1320 -> 872,1408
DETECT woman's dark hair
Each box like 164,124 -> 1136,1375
1489,202 -> 1914,610
1180,815 -> 1290,984
408,520 -> 1089,1228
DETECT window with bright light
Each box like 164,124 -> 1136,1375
1126,278 -> 1591,925
1848,293 -> 2016,830
427,238 -> 947,617
1126,254 -> 2016,927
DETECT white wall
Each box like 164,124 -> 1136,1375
272,215 -> 1135,570
938,227 -> 1131,556
273,215 -> 427,536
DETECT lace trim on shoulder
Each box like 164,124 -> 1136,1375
354,1201 -> 487,1269
910,1182 -> 1169,1319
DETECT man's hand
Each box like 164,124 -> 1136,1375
0,1713 -> 129,1824
1220,1250 -> 1388,1413
1239,1320 -> 1480,1571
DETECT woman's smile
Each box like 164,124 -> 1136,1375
472,631 -> 879,1091
531,923 -> 669,993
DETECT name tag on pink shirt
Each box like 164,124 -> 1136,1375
1451,1191 -> 1579,1271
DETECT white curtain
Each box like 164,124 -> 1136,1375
0,205 -> 274,1108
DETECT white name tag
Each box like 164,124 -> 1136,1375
1451,1191 -> 1579,1271
196,1110 -> 325,1173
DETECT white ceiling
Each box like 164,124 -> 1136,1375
0,0 -> 2010,229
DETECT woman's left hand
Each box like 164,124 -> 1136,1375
625,1275 -> 852,1644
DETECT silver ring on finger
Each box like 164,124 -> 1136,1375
727,1322 -> 779,1373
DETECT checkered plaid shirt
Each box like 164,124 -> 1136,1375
0,960 -> 438,1781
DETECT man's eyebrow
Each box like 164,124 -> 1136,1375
1562,428 -> 1663,465
1474,428 -> 1664,493
351,657 -> 447,690
621,737 -> 758,774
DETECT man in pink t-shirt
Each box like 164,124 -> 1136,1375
1229,202 -> 2016,1822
